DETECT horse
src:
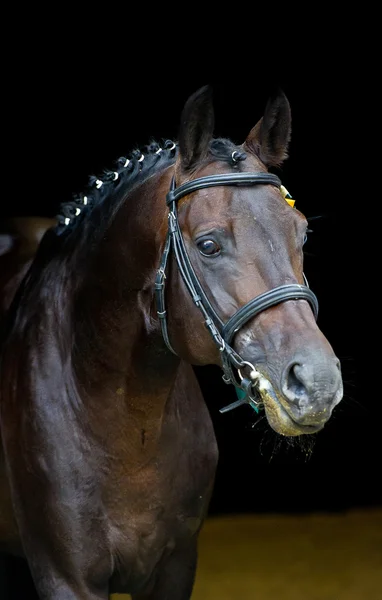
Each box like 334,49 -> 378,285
0,85 -> 343,599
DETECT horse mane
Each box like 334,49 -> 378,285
54,137 -> 247,237
55,140 -> 177,236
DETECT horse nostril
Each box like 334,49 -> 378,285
281,355 -> 343,421
282,362 -> 308,405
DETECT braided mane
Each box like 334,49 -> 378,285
55,136 -> 247,236
55,140 -> 177,234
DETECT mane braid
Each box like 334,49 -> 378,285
55,140 -> 177,235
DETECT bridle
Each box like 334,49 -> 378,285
155,171 -> 319,413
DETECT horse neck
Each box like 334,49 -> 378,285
71,165 -> 179,408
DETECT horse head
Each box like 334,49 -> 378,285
163,85 -> 343,436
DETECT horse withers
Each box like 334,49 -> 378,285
0,86 -> 343,598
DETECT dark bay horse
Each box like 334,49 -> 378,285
0,86 -> 343,599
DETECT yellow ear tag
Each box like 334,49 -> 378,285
280,184 -> 295,208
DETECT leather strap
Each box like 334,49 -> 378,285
222,284 -> 319,344
166,173 -> 282,205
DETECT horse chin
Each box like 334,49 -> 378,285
257,378 -> 323,437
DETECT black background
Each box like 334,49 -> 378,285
3,47 -> 369,516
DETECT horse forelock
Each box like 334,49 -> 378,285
209,138 -> 247,165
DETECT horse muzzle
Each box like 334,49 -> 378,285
235,341 -> 344,436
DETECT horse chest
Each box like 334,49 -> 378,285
105,458 -> 214,591
106,435 -> 217,533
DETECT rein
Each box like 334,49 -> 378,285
155,172 -> 319,413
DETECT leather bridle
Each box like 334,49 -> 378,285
155,171 -> 319,413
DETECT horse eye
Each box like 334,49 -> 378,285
197,239 -> 221,256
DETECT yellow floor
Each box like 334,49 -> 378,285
111,507 -> 382,600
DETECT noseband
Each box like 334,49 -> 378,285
155,172 -> 319,413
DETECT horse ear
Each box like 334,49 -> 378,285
244,90 -> 292,168
178,85 -> 214,171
